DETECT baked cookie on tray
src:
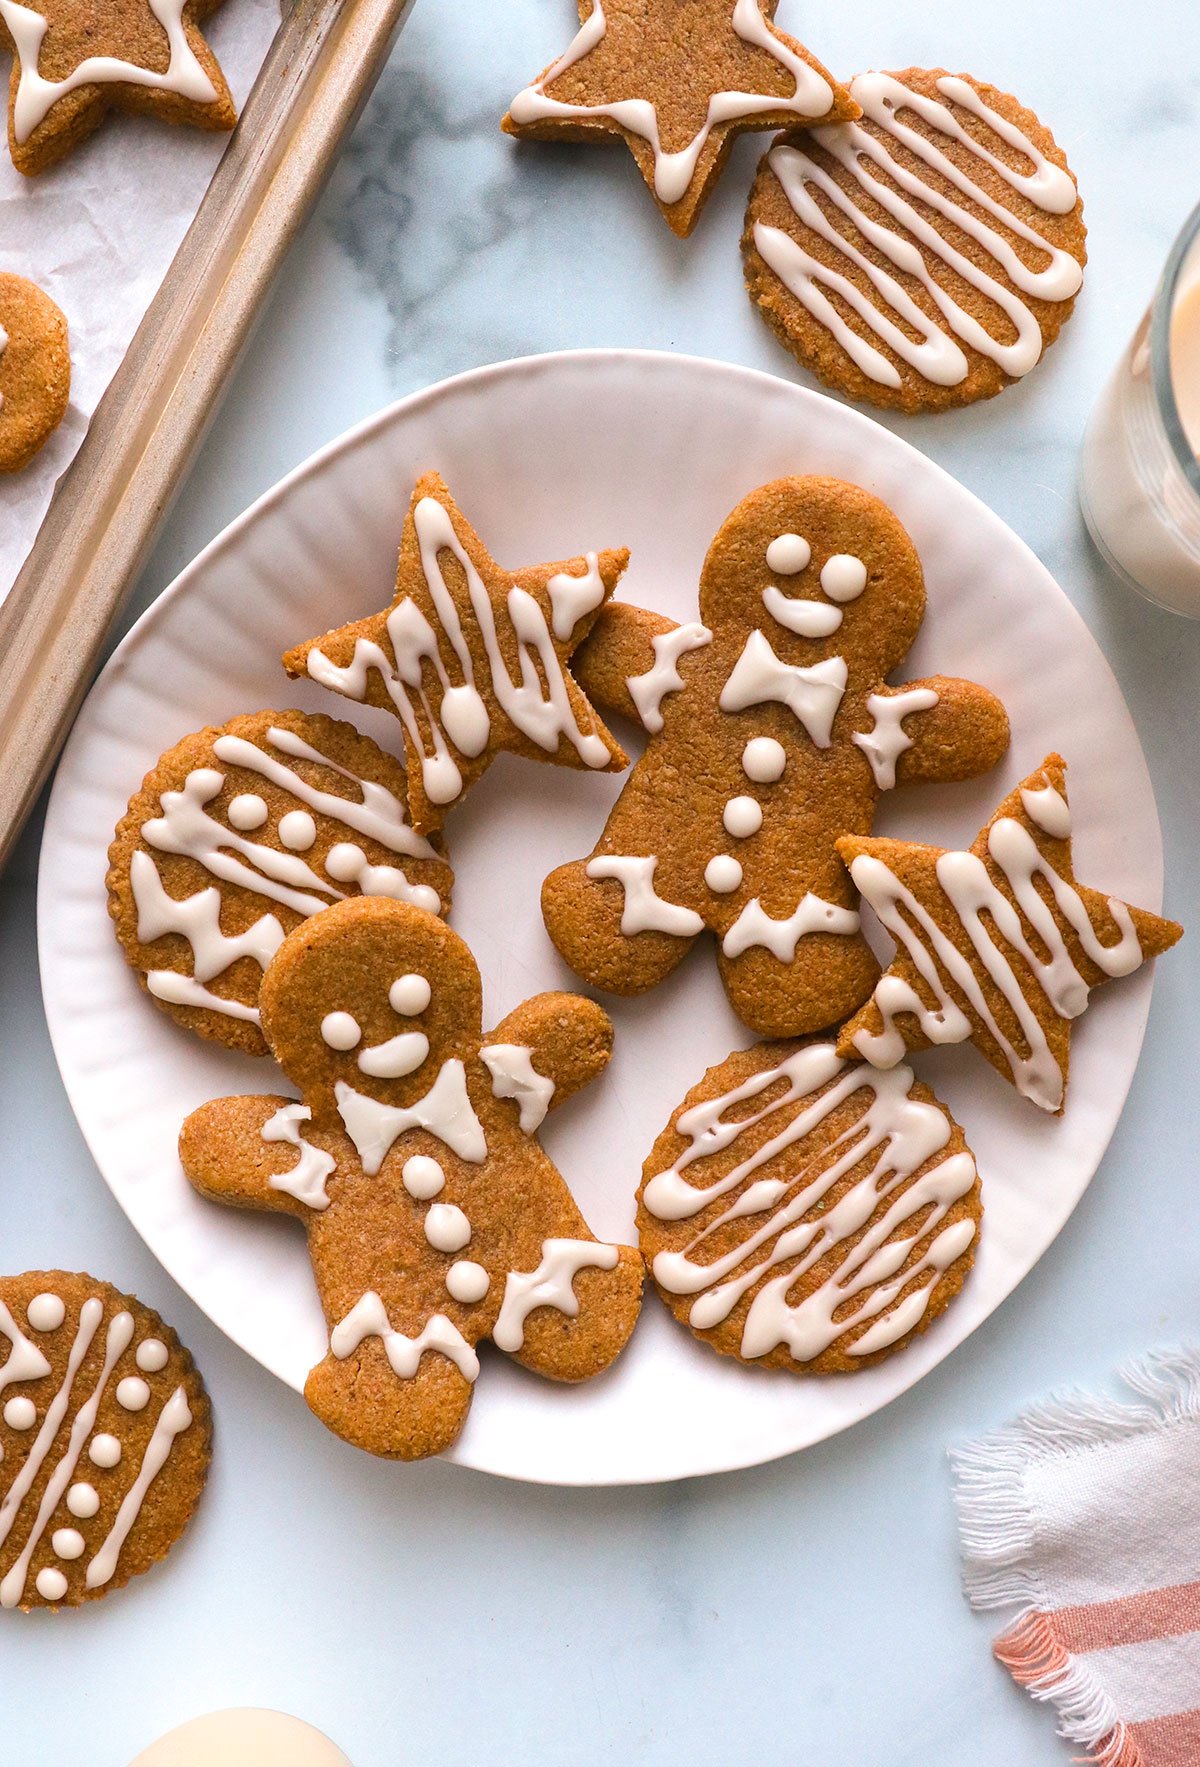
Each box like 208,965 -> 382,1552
107,709 -> 453,1057
743,69 -> 1086,411
0,0 -> 237,175
0,271 -> 69,472
637,1037 -> 981,1371
180,897 -> 643,1461
544,474 -> 1009,1037
503,0 -> 857,237
284,471 -> 628,835
837,754 -> 1183,1112
0,1272 -> 211,1611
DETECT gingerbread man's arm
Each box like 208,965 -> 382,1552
872,677 -> 1010,788
482,994 -> 613,1122
572,601 -> 704,726
179,1095 -> 338,1221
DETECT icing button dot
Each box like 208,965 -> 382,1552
67,1482 -> 100,1519
445,1261 -> 490,1304
3,1396 -> 36,1431
278,810 -> 317,851
135,1338 -> 169,1374
704,855 -> 743,894
402,1155 -> 445,1200
389,973 -> 432,1016
35,1567 -> 68,1602
820,554 -> 869,602
324,842 -> 365,883
88,1435 -> 122,1469
26,1292 -> 65,1332
723,796 -> 764,839
424,1203 -> 471,1254
116,1377 -> 150,1413
226,793 -> 268,830
321,1011 -> 361,1051
765,533 -> 811,574
51,1527 -> 85,1561
742,737 -> 786,783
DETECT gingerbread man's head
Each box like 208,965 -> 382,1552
697,476 -> 926,685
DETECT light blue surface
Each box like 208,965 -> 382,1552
4,2 -> 1200,1761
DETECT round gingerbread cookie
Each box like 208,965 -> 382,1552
637,1036 -> 982,1372
0,272 -> 70,472
742,68 -> 1087,413
107,708 -> 454,1057
0,1272 -> 211,1611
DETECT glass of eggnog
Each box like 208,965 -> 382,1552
1080,200 -> 1200,616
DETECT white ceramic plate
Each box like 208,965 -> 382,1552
39,350 -> 1164,1486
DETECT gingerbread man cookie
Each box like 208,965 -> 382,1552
743,69 -> 1086,412
180,898 -> 643,1461
638,1037 -> 981,1371
837,754 -> 1183,1112
544,475 -> 1010,1037
504,0 -> 856,237
283,472 -> 629,836
0,0 -> 236,175
0,1272 -> 211,1611
0,271 -> 69,472
108,709 -> 453,1057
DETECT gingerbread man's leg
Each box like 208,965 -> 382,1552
304,1296 -> 477,1461
717,918 -> 882,1038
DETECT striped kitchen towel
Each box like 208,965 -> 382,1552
952,1349 -> 1200,1765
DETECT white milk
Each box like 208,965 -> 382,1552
128,1709 -> 352,1767
1080,232 -> 1200,616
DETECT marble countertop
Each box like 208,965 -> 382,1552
4,2 -> 1200,1761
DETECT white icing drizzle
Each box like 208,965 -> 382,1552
852,687 -> 940,790
131,849 -> 284,1022
0,0 -> 219,146
479,1043 -> 556,1133
849,793 -> 1146,1111
752,72 -> 1083,390
761,584 -> 844,638
1021,782 -> 1072,839
307,497 -> 610,808
0,1300 -> 52,1394
508,0 -> 834,205
424,1203 -> 472,1254
642,1044 -> 977,1361
330,1292 -> 479,1383
262,1103 -> 336,1211
0,1302 -> 134,1609
335,1060 -> 487,1175
626,623 -> 713,733
719,632 -> 847,747
357,1030 -> 430,1079
491,1240 -> 620,1353
0,322 -> 8,414
85,1387 -> 193,1591
547,553 -> 606,639
585,855 -> 704,938
722,892 -> 860,960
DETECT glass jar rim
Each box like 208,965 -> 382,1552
1151,197 -> 1200,497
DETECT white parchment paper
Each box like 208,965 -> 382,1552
0,0 -> 280,604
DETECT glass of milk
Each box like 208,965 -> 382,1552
1080,200 -> 1200,616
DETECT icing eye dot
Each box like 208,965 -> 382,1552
389,973 -> 432,1016
820,554 -> 868,602
424,1203 -> 471,1253
324,841 -> 366,883
135,1338 -> 169,1374
278,810 -> 317,851
445,1260 -> 490,1304
52,1527 -> 85,1561
35,1567 -> 68,1602
723,796 -> 764,839
116,1377 -> 150,1413
742,737 -> 786,783
402,1155 -> 445,1200
66,1482 -> 100,1519
321,1011 -> 361,1051
704,855 -> 743,894
765,533 -> 811,574
3,1396 -> 36,1430
88,1434 -> 122,1469
227,792 -> 269,830
26,1292 -> 65,1332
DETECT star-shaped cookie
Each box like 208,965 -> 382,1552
503,0 -> 857,237
0,0 -> 236,175
284,472 -> 629,835
835,754 -> 1182,1113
